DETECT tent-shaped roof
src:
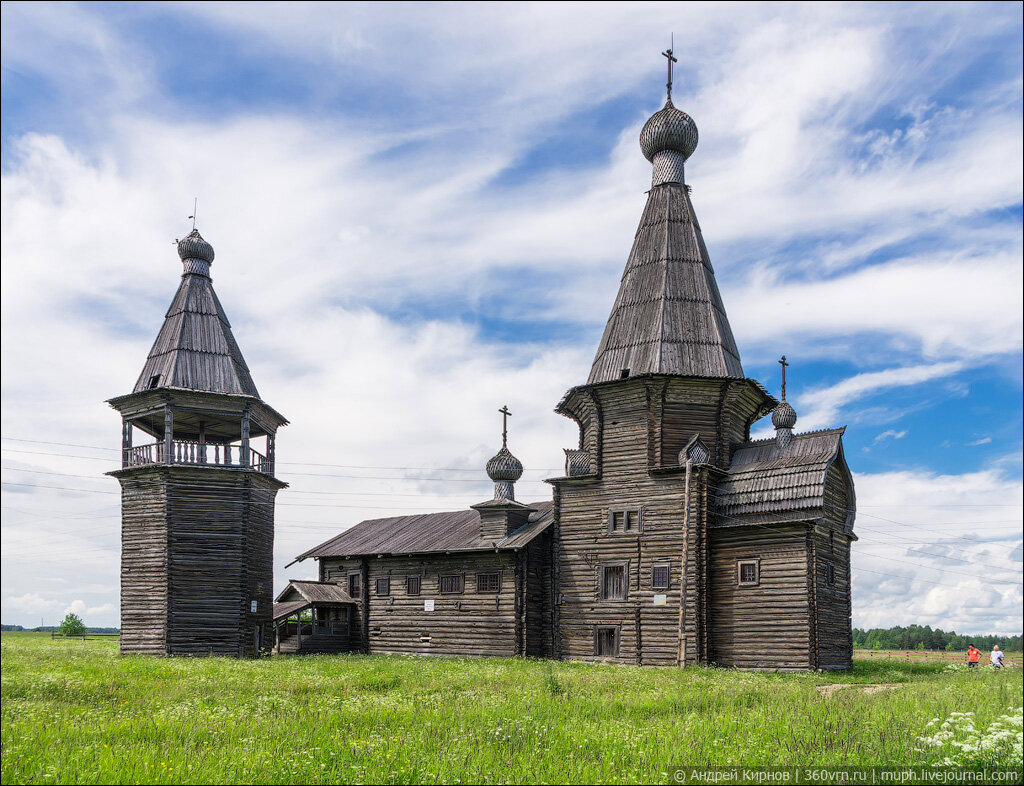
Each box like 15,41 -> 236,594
588,183 -> 743,383
133,230 -> 260,397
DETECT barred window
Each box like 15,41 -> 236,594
600,564 -> 627,600
406,576 -> 421,596
348,573 -> 362,598
476,572 -> 500,593
375,577 -> 390,596
652,564 -> 671,590
737,559 -> 759,586
439,574 -> 463,594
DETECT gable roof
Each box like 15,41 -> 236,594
292,500 -> 554,562
275,580 -> 356,605
133,271 -> 260,397
588,183 -> 743,383
715,428 -> 854,531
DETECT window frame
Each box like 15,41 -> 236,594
347,572 -> 362,599
438,574 -> 464,595
606,506 -> 643,535
375,576 -> 390,596
598,561 -> 629,601
651,563 -> 671,590
406,575 -> 421,596
736,558 -> 760,587
475,572 -> 501,594
824,561 -> 836,587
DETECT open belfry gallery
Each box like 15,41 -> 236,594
109,57 -> 857,670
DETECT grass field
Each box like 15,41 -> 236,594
1,632 -> 1021,784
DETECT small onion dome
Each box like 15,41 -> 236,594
772,401 -> 798,430
177,229 -> 215,264
486,446 -> 523,483
639,100 -> 699,163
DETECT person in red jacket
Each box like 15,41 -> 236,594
967,644 -> 981,668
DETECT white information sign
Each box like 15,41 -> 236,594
424,599 -> 435,612
653,594 -> 668,606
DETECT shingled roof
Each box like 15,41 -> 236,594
273,580 -> 356,621
588,183 -> 744,384
715,428 -> 854,531
292,500 -> 553,562
133,231 -> 260,397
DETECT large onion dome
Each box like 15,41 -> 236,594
639,100 -> 699,163
177,229 -> 215,276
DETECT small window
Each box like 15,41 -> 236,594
476,572 -> 500,593
607,508 -> 642,534
737,559 -> 759,587
439,574 -> 463,594
595,626 -> 620,657
829,530 -> 835,554
620,368 -> 630,379
348,573 -> 362,598
375,577 -> 390,596
825,562 -> 836,587
652,564 -> 671,590
406,576 -> 421,596
148,375 -> 160,389
600,564 -> 627,600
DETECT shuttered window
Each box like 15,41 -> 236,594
406,576 -> 421,595
439,574 -> 463,594
595,626 -> 620,656
375,577 -> 390,596
348,573 -> 362,598
652,564 -> 670,589
476,572 -> 500,593
600,564 -> 627,600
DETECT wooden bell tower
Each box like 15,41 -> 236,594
108,228 -> 288,657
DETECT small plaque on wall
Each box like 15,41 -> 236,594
653,594 -> 667,606
424,599 -> 434,612
250,600 -> 258,612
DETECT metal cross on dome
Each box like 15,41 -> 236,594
778,355 -> 789,401
662,35 -> 678,102
499,405 -> 512,448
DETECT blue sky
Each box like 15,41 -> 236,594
1,1 -> 1021,634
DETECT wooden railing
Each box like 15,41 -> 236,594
123,441 -> 274,476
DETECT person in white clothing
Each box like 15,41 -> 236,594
990,645 -> 1005,668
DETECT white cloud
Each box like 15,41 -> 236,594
873,429 -> 908,445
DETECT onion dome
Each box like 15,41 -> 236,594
640,100 -> 698,163
177,229 -> 214,277
772,401 -> 797,430
487,446 -> 523,483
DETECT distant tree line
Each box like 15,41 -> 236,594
854,625 -> 1022,652
1,624 -> 120,633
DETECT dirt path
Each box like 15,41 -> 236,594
817,683 -> 901,697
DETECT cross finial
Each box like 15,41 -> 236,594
778,355 -> 789,401
188,197 -> 198,231
662,34 -> 678,102
498,405 -> 511,448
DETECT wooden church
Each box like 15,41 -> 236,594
113,58 -> 856,669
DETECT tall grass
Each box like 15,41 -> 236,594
2,632 -> 1020,784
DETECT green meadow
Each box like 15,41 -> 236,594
2,632 -> 1020,784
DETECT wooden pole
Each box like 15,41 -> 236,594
163,407 -> 174,465
241,410 -> 251,468
676,458 -> 692,666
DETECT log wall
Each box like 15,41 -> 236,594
707,524 -> 812,670
117,465 -> 279,657
814,464 -> 854,669
319,545 -> 551,658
